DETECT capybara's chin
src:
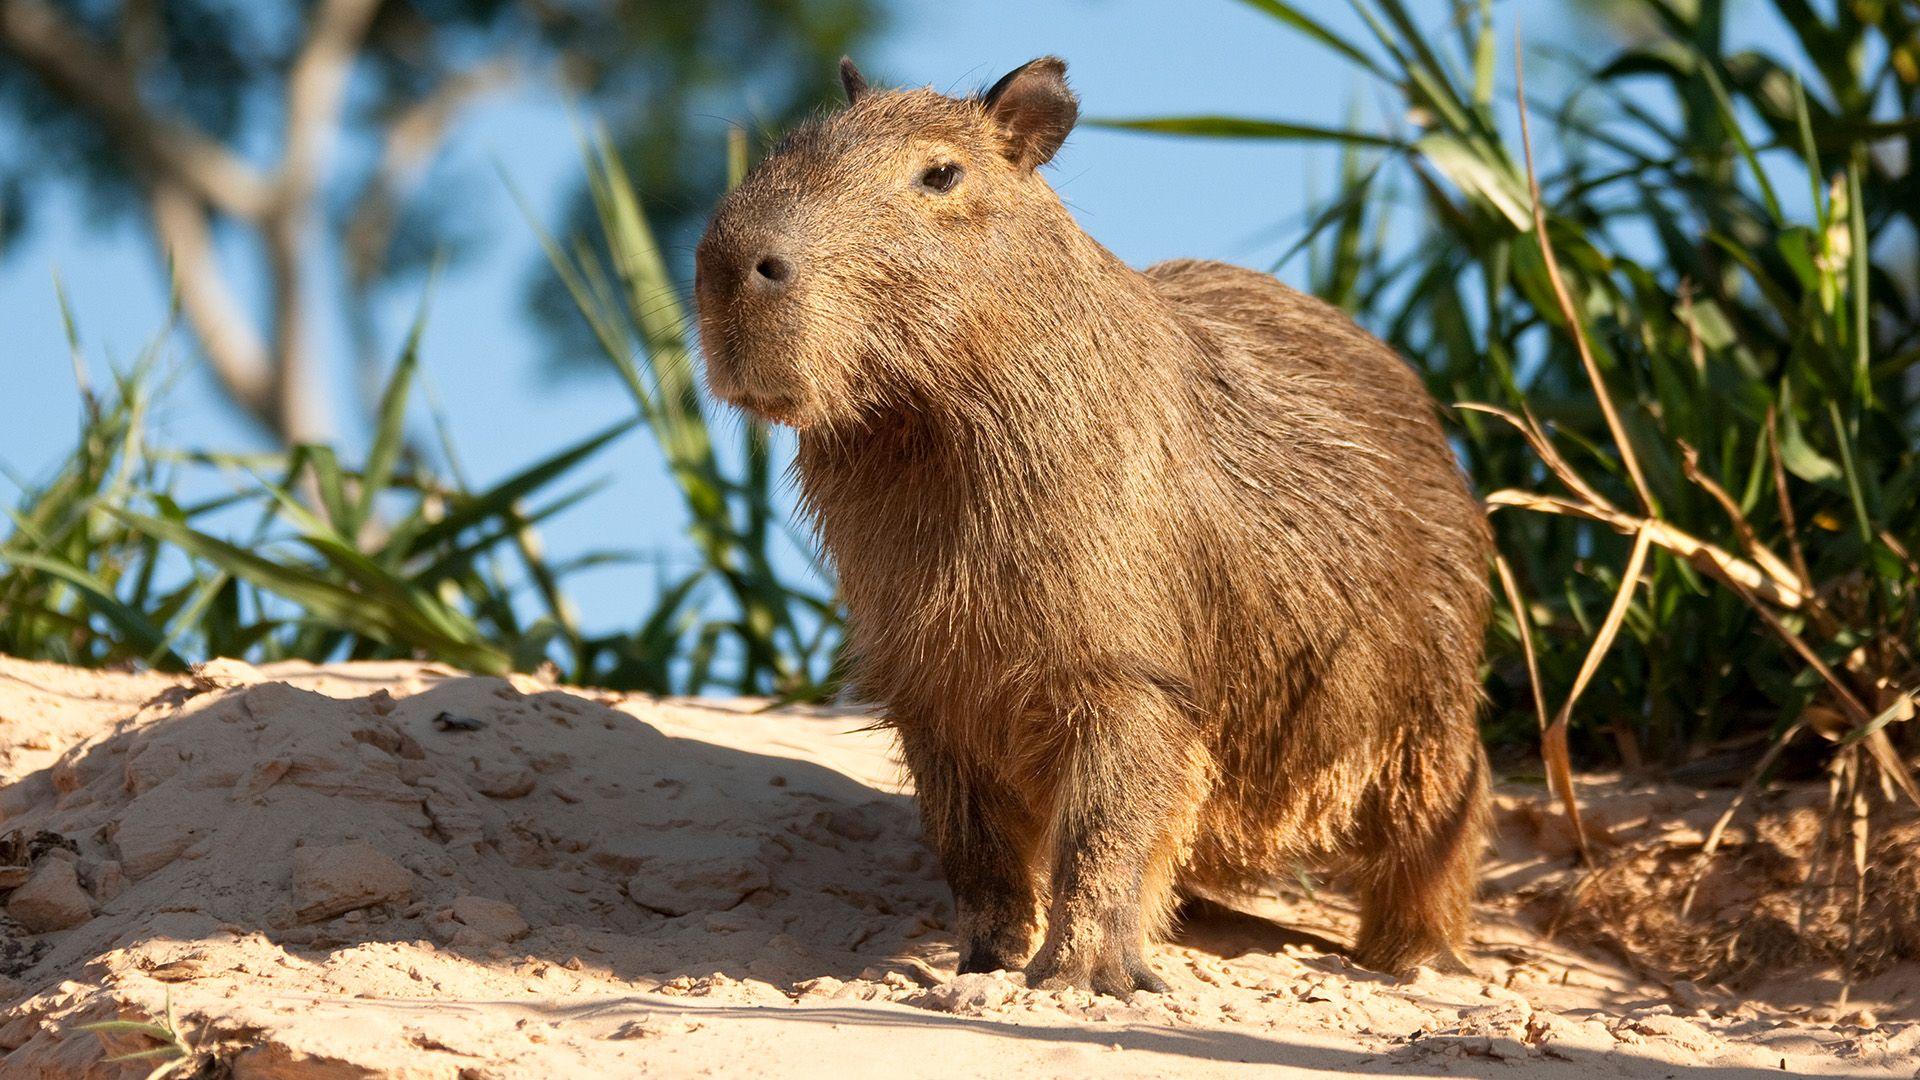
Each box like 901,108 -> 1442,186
699,338 -> 823,429
694,55 -> 1492,997
722,389 -> 820,430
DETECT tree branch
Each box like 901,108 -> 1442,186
0,0 -> 270,218
146,180 -> 278,430
344,57 -> 515,412
280,0 -> 383,204
253,0 -> 383,444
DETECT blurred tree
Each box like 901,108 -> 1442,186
0,0 -> 877,443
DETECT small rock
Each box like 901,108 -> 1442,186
792,975 -> 846,999
0,866 -> 30,891
147,952 -> 213,982
473,766 -> 536,800
608,1020 -> 654,1040
909,972 -> 1017,1013
112,805 -> 205,880
234,758 -> 291,800
442,896 -> 530,943
1619,1012 -> 1720,1055
79,859 -> 124,904
1670,979 -> 1711,1012
824,806 -> 884,842
290,842 -> 413,923
193,657 -> 265,688
431,712 -> 485,732
6,861 -> 93,932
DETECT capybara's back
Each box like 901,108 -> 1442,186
694,55 -> 1491,995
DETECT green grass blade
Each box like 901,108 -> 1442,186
0,551 -> 186,669
357,266 -> 438,531
1090,116 -> 1402,147
1230,0 -> 1390,79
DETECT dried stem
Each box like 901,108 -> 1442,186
1679,718 -> 1806,917
1513,33 -> 1658,514
1495,551 -> 1591,860
1486,490 -> 1809,609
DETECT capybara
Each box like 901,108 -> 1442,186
693,56 -> 1492,995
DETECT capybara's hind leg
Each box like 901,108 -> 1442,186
1352,739 -> 1489,976
896,725 -> 1043,974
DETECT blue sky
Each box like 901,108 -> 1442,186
0,0 -> 1540,634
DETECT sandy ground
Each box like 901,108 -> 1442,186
0,655 -> 1914,1078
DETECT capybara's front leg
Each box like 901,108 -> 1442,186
1025,682 -> 1204,997
897,725 -> 1043,975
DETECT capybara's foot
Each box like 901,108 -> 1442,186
1354,936 -> 1474,978
1352,937 -> 1438,978
1025,917 -> 1168,997
955,912 -> 1033,975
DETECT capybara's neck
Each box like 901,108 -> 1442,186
798,225 -> 1191,488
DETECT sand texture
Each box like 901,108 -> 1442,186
0,654 -> 1913,1078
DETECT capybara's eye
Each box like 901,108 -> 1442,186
920,163 -> 963,193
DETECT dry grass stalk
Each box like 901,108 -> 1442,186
1677,439 -> 1803,596
1679,719 -> 1806,917
1496,39 -> 1916,931
1553,522 -> 1654,779
1486,490 -> 1810,609
1764,407 -> 1820,609
1457,402 -> 1614,511
1708,565 -> 1920,809
1513,32 -> 1657,516
1495,552 -> 1591,860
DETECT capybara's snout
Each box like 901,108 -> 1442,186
695,213 -> 800,304
694,201 -> 816,423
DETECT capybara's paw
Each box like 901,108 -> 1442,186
954,904 -> 1035,975
956,940 -> 1025,976
1353,936 -> 1473,979
1025,937 -> 1167,997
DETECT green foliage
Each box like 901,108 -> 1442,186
2,295 -> 625,680
1105,0 -> 1920,763
522,130 -> 841,698
0,315 -> 194,672
77,991 -> 198,1079
0,135 -> 837,699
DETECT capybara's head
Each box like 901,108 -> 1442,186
695,57 -> 1080,429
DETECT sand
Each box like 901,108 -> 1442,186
0,653 -> 1913,1078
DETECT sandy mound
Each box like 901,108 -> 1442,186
0,655 -> 1915,1078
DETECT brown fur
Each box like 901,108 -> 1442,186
694,57 -> 1493,995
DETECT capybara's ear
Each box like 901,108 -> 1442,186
839,56 -> 869,105
982,57 -> 1078,169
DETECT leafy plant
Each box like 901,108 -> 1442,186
76,992 -> 200,1079
2,131 -> 841,699
0,295 -> 199,672
523,129 -> 842,699
1,292 -> 638,682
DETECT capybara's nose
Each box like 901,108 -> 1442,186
696,230 -> 796,301
748,251 -> 794,296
